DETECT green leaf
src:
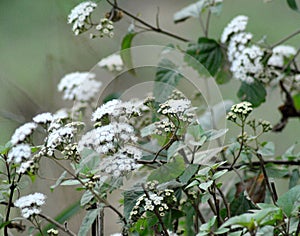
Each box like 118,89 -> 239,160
277,185 -> 300,217
289,169 -> 300,189
199,180 -> 213,191
257,142 -> 275,157
123,189 -> 144,219
148,156 -> 185,183
167,141 -> 185,160
80,190 -> 94,206
287,0 -> 299,11
78,208 -> 101,236
230,193 -> 256,216
173,1 -> 207,23
219,213 -> 255,229
265,164 -> 289,178
185,37 -> 223,76
292,93 -> 300,110
179,164 -> 199,184
140,123 -> 156,137
121,33 -> 137,73
187,124 -> 204,141
212,169 -> 228,180
50,171 -> 67,191
237,80 -> 266,107
154,58 -> 183,102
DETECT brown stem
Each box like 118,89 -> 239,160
106,0 -> 190,42
38,213 -> 76,236
271,29 -> 300,48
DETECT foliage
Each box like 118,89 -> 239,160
1,0 -> 300,236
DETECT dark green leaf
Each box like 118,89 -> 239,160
289,169 -> 300,189
154,58 -> 183,102
237,80 -> 266,107
123,189 -> 144,220
277,185 -> 300,217
185,37 -> 223,76
230,193 -> 256,216
78,208 -> 101,236
292,93 -> 300,111
147,156 -> 185,183
287,0 -> 299,11
121,33 -> 137,74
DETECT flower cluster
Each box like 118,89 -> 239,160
47,229 -> 59,236
94,18 -> 114,38
99,146 -> 142,177
154,119 -> 176,135
221,15 -> 248,44
7,144 -> 31,163
10,122 -> 37,145
268,45 -> 296,67
92,99 -> 148,124
222,16 -> 265,84
14,193 -> 46,218
258,119 -> 272,132
227,101 -> 253,122
33,112 -> 53,125
129,181 -> 177,222
57,72 -> 102,102
78,122 -> 137,154
68,1 -> 97,35
62,143 -> 80,162
98,54 -> 123,71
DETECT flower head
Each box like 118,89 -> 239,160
33,112 -> 53,124
221,15 -> 248,43
98,54 -> 123,71
7,144 -> 31,163
14,193 -> 46,218
68,1 -> 97,35
10,122 -> 37,145
268,45 -> 296,67
57,72 -> 102,102
227,101 -> 253,122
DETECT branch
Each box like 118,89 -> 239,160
220,160 -> 300,170
38,213 -> 76,236
271,28 -> 300,48
106,0 -> 190,42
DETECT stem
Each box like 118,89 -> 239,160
282,47 -> 300,72
50,158 -> 127,225
106,0 -> 190,42
216,186 -> 231,218
205,9 -> 211,37
220,160 -> 300,170
271,28 -> 300,48
256,153 -> 277,205
230,123 -> 245,169
4,161 -> 15,236
38,213 -> 76,236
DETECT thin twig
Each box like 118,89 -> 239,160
106,0 -> 190,42
216,186 -> 231,218
271,28 -> 300,48
38,213 -> 76,236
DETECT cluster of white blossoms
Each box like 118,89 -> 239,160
99,146 -> 142,177
221,15 -> 265,84
129,181 -> 177,222
154,119 -> 176,135
68,1 -> 97,35
227,101 -> 253,122
92,99 -> 148,123
32,112 -> 53,125
158,99 -> 191,115
78,122 -> 137,154
57,72 -> 102,102
221,15 -> 248,44
14,192 -> 46,218
7,144 -> 31,163
95,18 -> 114,38
10,122 -> 37,145
98,54 -> 123,72
267,45 -> 296,67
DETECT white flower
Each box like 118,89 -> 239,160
17,160 -> 34,174
7,144 -> 31,163
158,99 -> 191,114
95,18 -> 114,38
78,122 -> 137,154
268,45 -> 296,67
68,1 -> 97,35
53,109 -> 69,120
33,112 -> 53,124
92,99 -> 123,121
221,15 -> 248,43
10,122 -> 37,145
14,193 -> 46,218
227,32 -> 253,62
230,45 -> 264,84
57,72 -> 102,102
98,54 -> 123,71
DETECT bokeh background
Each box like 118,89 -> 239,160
0,0 -> 300,235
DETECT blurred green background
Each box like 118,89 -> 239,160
0,0 -> 299,234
